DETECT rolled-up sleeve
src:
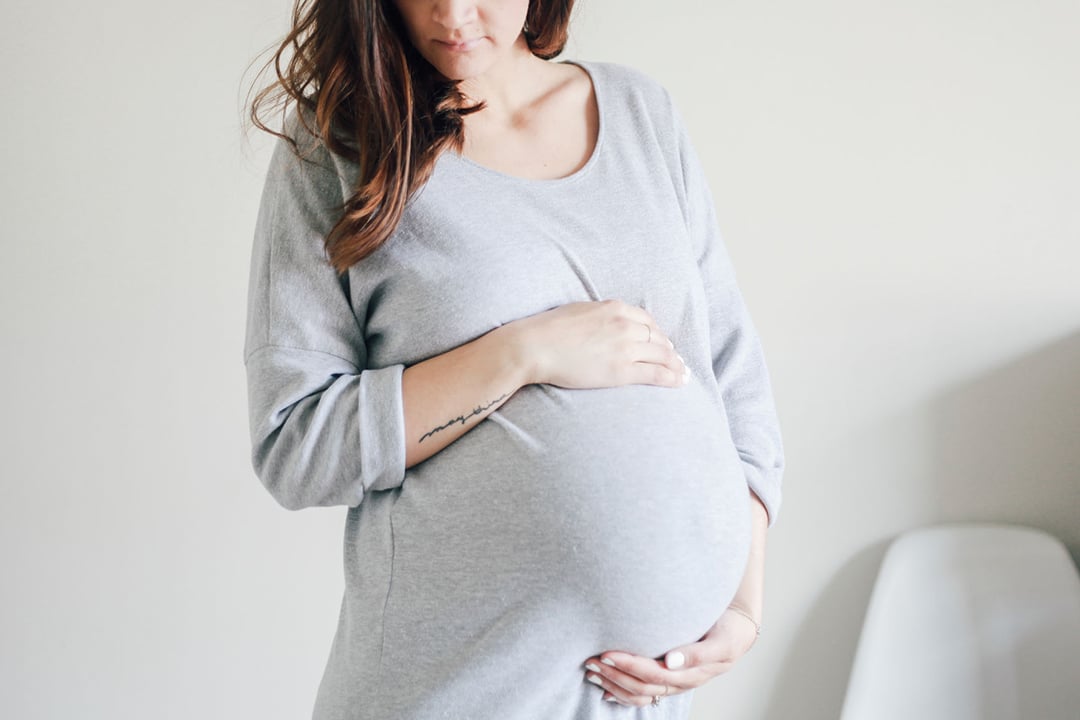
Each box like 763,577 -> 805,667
668,94 -> 786,528
242,110 -> 407,511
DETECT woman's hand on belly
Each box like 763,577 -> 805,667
506,298 -> 690,389
580,607 -> 760,708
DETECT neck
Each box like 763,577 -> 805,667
457,37 -> 552,123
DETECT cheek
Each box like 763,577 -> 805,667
490,0 -> 531,30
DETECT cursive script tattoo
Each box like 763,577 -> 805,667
418,392 -> 511,443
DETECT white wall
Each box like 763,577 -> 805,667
2,1 -> 1077,718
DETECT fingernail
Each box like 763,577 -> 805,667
682,365 -> 691,385
587,674 -> 604,686
666,651 -> 685,669
601,657 -> 617,667
667,338 -> 674,349
604,696 -> 618,702
585,663 -> 601,672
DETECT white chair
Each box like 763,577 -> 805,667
840,523 -> 1080,720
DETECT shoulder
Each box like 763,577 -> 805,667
575,58 -> 677,120
578,59 -> 670,98
266,103 -> 352,202
571,58 -> 685,155
575,60 -> 707,221
274,104 -> 335,170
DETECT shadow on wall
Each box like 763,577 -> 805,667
930,329 -> 1080,567
762,539 -> 891,720
761,329 -> 1080,720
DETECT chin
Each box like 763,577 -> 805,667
424,40 -> 513,81
423,57 -> 482,82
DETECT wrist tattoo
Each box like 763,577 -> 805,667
418,392 -> 510,443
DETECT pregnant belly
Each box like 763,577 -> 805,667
386,378 -> 753,663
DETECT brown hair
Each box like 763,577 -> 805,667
244,0 -> 575,275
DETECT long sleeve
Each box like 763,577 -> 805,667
243,110 -> 407,511
668,93 -> 785,528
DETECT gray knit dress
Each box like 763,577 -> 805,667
243,58 -> 784,720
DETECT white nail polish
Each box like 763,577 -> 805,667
604,696 -> 618,702
601,657 -> 617,667
667,338 -> 674,349
585,663 -> 601,672
587,674 -> 604,686
682,366 -> 691,385
666,651 -> 686,669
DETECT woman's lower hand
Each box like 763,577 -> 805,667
581,606 -> 760,707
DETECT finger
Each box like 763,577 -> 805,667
622,341 -> 689,387
588,660 -> 675,699
613,313 -> 661,347
585,672 -> 652,708
601,649 -> 727,689
621,302 -> 676,349
629,338 -> 684,370
597,654 -> 727,695
597,653 -> 686,690
641,320 -> 676,350
661,624 -> 730,670
626,359 -> 687,388
657,631 -> 744,685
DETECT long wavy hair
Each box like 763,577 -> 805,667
244,0 -> 575,275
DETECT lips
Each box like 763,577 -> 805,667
437,37 -> 482,51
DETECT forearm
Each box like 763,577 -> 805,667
402,324 -> 531,468
729,488 -> 769,622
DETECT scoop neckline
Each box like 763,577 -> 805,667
441,59 -> 604,186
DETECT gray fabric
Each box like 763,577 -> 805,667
244,58 -> 784,720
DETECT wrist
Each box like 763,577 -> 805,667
486,322 -> 537,389
726,603 -> 762,638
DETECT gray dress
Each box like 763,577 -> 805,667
243,58 -> 784,720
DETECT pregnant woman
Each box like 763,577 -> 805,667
242,0 -> 785,717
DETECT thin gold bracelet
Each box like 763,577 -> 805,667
727,604 -> 762,637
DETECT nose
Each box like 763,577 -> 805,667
431,0 -> 477,32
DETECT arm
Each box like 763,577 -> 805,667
244,110 -> 530,511
729,489 -> 768,623
669,91 -> 786,529
400,326 -> 529,469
